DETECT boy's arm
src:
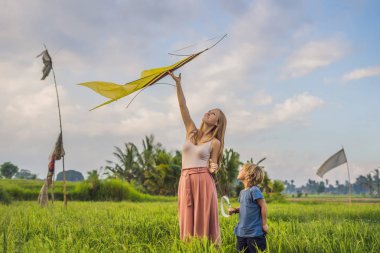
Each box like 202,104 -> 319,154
257,198 -> 268,233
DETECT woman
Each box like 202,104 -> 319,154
168,71 -> 227,244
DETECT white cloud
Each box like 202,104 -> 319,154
342,65 -> 380,82
283,38 -> 350,78
252,91 -> 273,106
228,93 -> 325,134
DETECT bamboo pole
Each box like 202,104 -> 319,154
342,148 -> 352,205
376,169 -> 380,198
44,44 -> 67,207
51,173 -> 55,203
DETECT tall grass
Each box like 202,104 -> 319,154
0,179 -> 174,202
0,201 -> 379,252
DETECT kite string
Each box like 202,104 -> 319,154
125,82 -> 175,109
168,33 -> 228,56
155,82 -> 175,87
170,34 -> 225,53
125,87 -> 148,109
126,34 -> 228,108
53,47 -> 63,57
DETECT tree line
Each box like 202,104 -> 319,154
7,134 -> 378,198
0,162 -> 37,180
102,134 -> 284,197
283,171 -> 380,197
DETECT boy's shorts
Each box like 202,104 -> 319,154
236,235 -> 266,253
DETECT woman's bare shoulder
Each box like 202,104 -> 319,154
210,138 -> 221,149
212,138 -> 220,145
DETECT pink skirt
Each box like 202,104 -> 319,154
178,167 -> 221,244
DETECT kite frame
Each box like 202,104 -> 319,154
220,195 -> 232,218
82,34 -> 228,110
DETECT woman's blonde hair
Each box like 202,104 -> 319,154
243,163 -> 265,188
191,108 -> 227,166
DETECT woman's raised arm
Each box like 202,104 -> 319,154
168,71 -> 196,136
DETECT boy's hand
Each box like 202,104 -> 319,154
228,208 -> 235,215
262,224 -> 268,233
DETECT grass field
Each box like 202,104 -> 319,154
286,194 -> 380,204
0,179 -> 175,202
1,201 -> 379,253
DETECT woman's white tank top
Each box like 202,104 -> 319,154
182,139 -> 212,169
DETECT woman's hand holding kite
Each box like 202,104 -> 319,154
168,71 -> 181,84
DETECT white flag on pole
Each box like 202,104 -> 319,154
317,148 -> 347,177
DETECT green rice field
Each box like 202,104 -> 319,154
1,201 -> 379,252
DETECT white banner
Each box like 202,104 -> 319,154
317,148 -> 347,177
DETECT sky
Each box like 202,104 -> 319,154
0,0 -> 379,186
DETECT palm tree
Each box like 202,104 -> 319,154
366,174 -> 374,195
137,135 -> 157,173
144,149 -> 181,195
144,164 -> 166,195
105,142 -> 140,182
216,148 -> 240,196
356,175 -> 370,194
272,180 -> 285,193
260,171 -> 273,193
87,170 -> 100,181
290,179 -> 295,193
162,150 -> 182,195
144,148 -> 169,194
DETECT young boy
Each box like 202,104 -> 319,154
228,163 -> 268,253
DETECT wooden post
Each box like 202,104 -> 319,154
44,44 -> 67,207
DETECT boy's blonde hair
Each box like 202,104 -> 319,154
243,163 -> 265,188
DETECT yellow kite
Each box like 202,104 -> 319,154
79,34 -> 227,110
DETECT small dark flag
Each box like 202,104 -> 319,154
36,49 -> 52,80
